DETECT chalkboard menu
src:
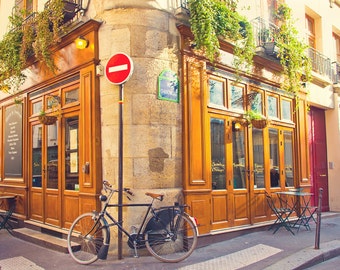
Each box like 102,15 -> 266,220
4,104 -> 23,178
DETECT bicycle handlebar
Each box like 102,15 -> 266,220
102,180 -> 134,198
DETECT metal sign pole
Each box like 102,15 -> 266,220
118,83 -> 124,260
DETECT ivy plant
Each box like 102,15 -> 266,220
188,0 -> 255,72
0,0 -> 65,93
274,3 -> 312,97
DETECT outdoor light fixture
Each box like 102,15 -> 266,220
75,36 -> 89,49
234,122 -> 241,130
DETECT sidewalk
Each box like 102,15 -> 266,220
1,212 -> 340,270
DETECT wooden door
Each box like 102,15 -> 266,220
309,107 -> 329,211
29,93 -> 61,226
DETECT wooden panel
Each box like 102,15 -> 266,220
233,193 -> 250,226
185,192 -> 211,234
211,193 -> 229,230
45,193 -> 60,226
253,192 -> 267,223
63,195 -> 79,228
30,191 -> 43,221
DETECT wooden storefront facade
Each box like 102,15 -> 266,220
178,25 -> 311,235
0,20 -> 102,230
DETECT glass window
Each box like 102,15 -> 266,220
65,116 -> 79,191
230,84 -> 244,111
267,95 -> 278,118
233,126 -> 246,189
248,91 -> 263,113
32,124 -> 42,187
32,101 -> 43,115
209,79 -> 224,106
284,130 -> 294,187
65,88 -> 79,104
281,99 -> 292,121
269,128 -> 280,187
47,122 -> 58,189
211,118 -> 226,190
253,128 -> 264,188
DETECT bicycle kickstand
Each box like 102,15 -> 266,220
133,241 -> 139,258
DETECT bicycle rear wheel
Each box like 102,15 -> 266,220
145,213 -> 197,263
67,212 -> 108,265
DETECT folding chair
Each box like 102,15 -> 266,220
265,192 -> 295,235
0,197 -> 16,235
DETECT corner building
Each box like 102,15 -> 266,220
0,0 -> 339,250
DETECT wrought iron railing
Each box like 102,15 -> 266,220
308,47 -> 332,80
177,0 -> 189,10
332,62 -> 340,84
251,17 -> 278,47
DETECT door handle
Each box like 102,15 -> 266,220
319,174 -> 327,177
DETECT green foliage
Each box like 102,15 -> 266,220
274,3 -> 312,97
188,0 -> 255,71
0,0 -> 65,93
244,109 -> 264,121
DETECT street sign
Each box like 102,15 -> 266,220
105,53 -> 134,85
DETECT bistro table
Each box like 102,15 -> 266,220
275,191 -> 316,232
0,195 -> 17,234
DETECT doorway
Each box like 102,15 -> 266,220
308,107 -> 329,211
29,82 -> 80,227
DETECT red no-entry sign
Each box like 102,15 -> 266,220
105,53 -> 134,85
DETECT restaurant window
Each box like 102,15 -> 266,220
233,126 -> 246,189
248,90 -> 263,113
230,82 -> 245,111
253,128 -> 264,189
284,130 -> 294,187
208,78 -> 225,107
211,118 -> 226,190
281,99 -> 292,121
267,95 -> 278,118
269,128 -> 280,188
32,124 -> 42,187
65,116 -> 79,191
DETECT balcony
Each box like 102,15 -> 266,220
251,17 -> 279,58
308,47 -> 332,81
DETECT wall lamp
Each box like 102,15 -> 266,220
75,36 -> 89,49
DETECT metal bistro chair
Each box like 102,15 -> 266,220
0,196 -> 17,234
265,192 -> 295,235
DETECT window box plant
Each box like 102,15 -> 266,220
244,110 -> 268,129
38,95 -> 60,125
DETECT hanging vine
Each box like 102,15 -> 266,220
0,0 -> 65,93
274,3 -> 312,97
188,0 -> 255,72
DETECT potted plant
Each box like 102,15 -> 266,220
38,95 -> 60,125
187,0 -> 255,73
244,110 -> 268,129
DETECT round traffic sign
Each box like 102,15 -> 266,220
105,53 -> 134,85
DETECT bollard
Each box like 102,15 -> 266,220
314,188 -> 323,249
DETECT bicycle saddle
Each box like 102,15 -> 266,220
145,192 -> 164,201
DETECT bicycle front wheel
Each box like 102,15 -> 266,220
67,212 -> 108,265
145,213 -> 197,263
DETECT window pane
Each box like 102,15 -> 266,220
231,84 -> 244,110
65,117 -> 79,191
65,88 -> 79,104
211,118 -> 226,190
47,122 -> 58,189
267,96 -> 278,118
284,131 -> 294,187
233,126 -> 246,189
32,125 -> 42,187
249,91 -> 262,113
209,79 -> 224,106
282,100 -> 292,121
33,101 -> 43,115
253,128 -> 264,188
269,128 -> 280,187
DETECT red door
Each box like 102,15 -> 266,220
308,107 -> 329,211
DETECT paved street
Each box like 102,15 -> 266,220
1,212 -> 340,270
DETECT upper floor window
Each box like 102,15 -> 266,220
305,14 -> 315,49
16,0 -> 36,13
333,33 -> 340,63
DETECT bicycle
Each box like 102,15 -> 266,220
67,180 -> 198,265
